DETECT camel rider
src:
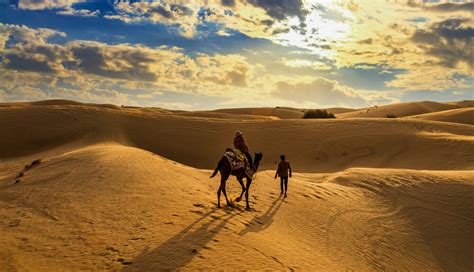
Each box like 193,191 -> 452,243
233,131 -> 254,171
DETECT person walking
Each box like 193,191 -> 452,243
275,155 -> 292,197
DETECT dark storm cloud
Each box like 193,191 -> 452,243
221,0 -> 235,7
247,0 -> 307,20
148,3 -> 193,19
170,4 -> 193,16
358,38 -> 373,44
430,2 -> 474,12
406,0 -> 473,12
1,40 -> 68,74
3,53 -> 56,73
411,18 -> 473,68
70,42 -> 158,82
149,5 -> 173,19
20,43 -> 68,62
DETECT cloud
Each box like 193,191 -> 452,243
411,18 -> 473,70
0,23 -> 270,106
13,0 -> 311,42
272,77 -> 395,107
3,2 -> 473,108
3,53 -> 57,73
405,0 -> 474,12
17,0 -> 82,10
0,23 -> 66,47
68,41 -> 165,82
0,24 -> 69,73
221,0 -> 236,7
281,57 -> 332,70
386,67 -> 471,91
247,0 -> 306,20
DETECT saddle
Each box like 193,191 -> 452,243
224,149 -> 255,177
224,149 -> 245,171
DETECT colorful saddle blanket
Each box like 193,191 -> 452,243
224,149 -> 245,171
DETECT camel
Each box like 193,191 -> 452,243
210,152 -> 263,209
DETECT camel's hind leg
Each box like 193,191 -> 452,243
221,183 -> 231,207
217,172 -> 230,208
217,182 -> 223,208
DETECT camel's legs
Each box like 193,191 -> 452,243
218,171 -> 230,208
222,185 -> 231,206
236,177 -> 246,202
244,177 -> 252,209
217,182 -> 223,208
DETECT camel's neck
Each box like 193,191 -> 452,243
254,159 -> 261,170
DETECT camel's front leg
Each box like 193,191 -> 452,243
244,177 -> 253,209
236,177 -> 246,202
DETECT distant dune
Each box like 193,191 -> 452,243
0,100 -> 473,270
407,108 -> 474,125
337,101 -> 473,119
0,99 -> 122,110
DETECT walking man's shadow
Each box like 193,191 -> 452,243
239,196 -> 284,236
126,208 -> 236,271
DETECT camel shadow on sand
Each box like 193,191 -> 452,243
125,208 -> 237,271
239,195 -> 285,236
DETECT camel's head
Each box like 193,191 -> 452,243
254,152 -> 263,169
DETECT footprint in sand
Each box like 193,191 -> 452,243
116,258 -> 132,265
190,210 -> 204,215
105,246 -> 119,253
14,159 -> 42,183
8,219 -> 21,227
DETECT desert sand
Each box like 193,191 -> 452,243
0,100 -> 473,271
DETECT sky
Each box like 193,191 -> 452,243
0,0 -> 472,110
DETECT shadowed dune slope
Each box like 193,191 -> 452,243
0,99 -> 121,110
407,107 -> 474,125
1,104 -> 473,172
172,111 -> 276,120
337,101 -> 473,119
323,107 -> 357,114
0,145 -> 472,271
447,100 -> 474,108
213,107 -> 306,119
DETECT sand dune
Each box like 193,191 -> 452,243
1,104 -> 473,171
1,101 -> 473,270
1,145 -> 472,270
211,106 -> 357,119
337,101 -> 473,119
407,107 -> 474,125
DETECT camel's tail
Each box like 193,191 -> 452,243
210,157 -> 223,178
